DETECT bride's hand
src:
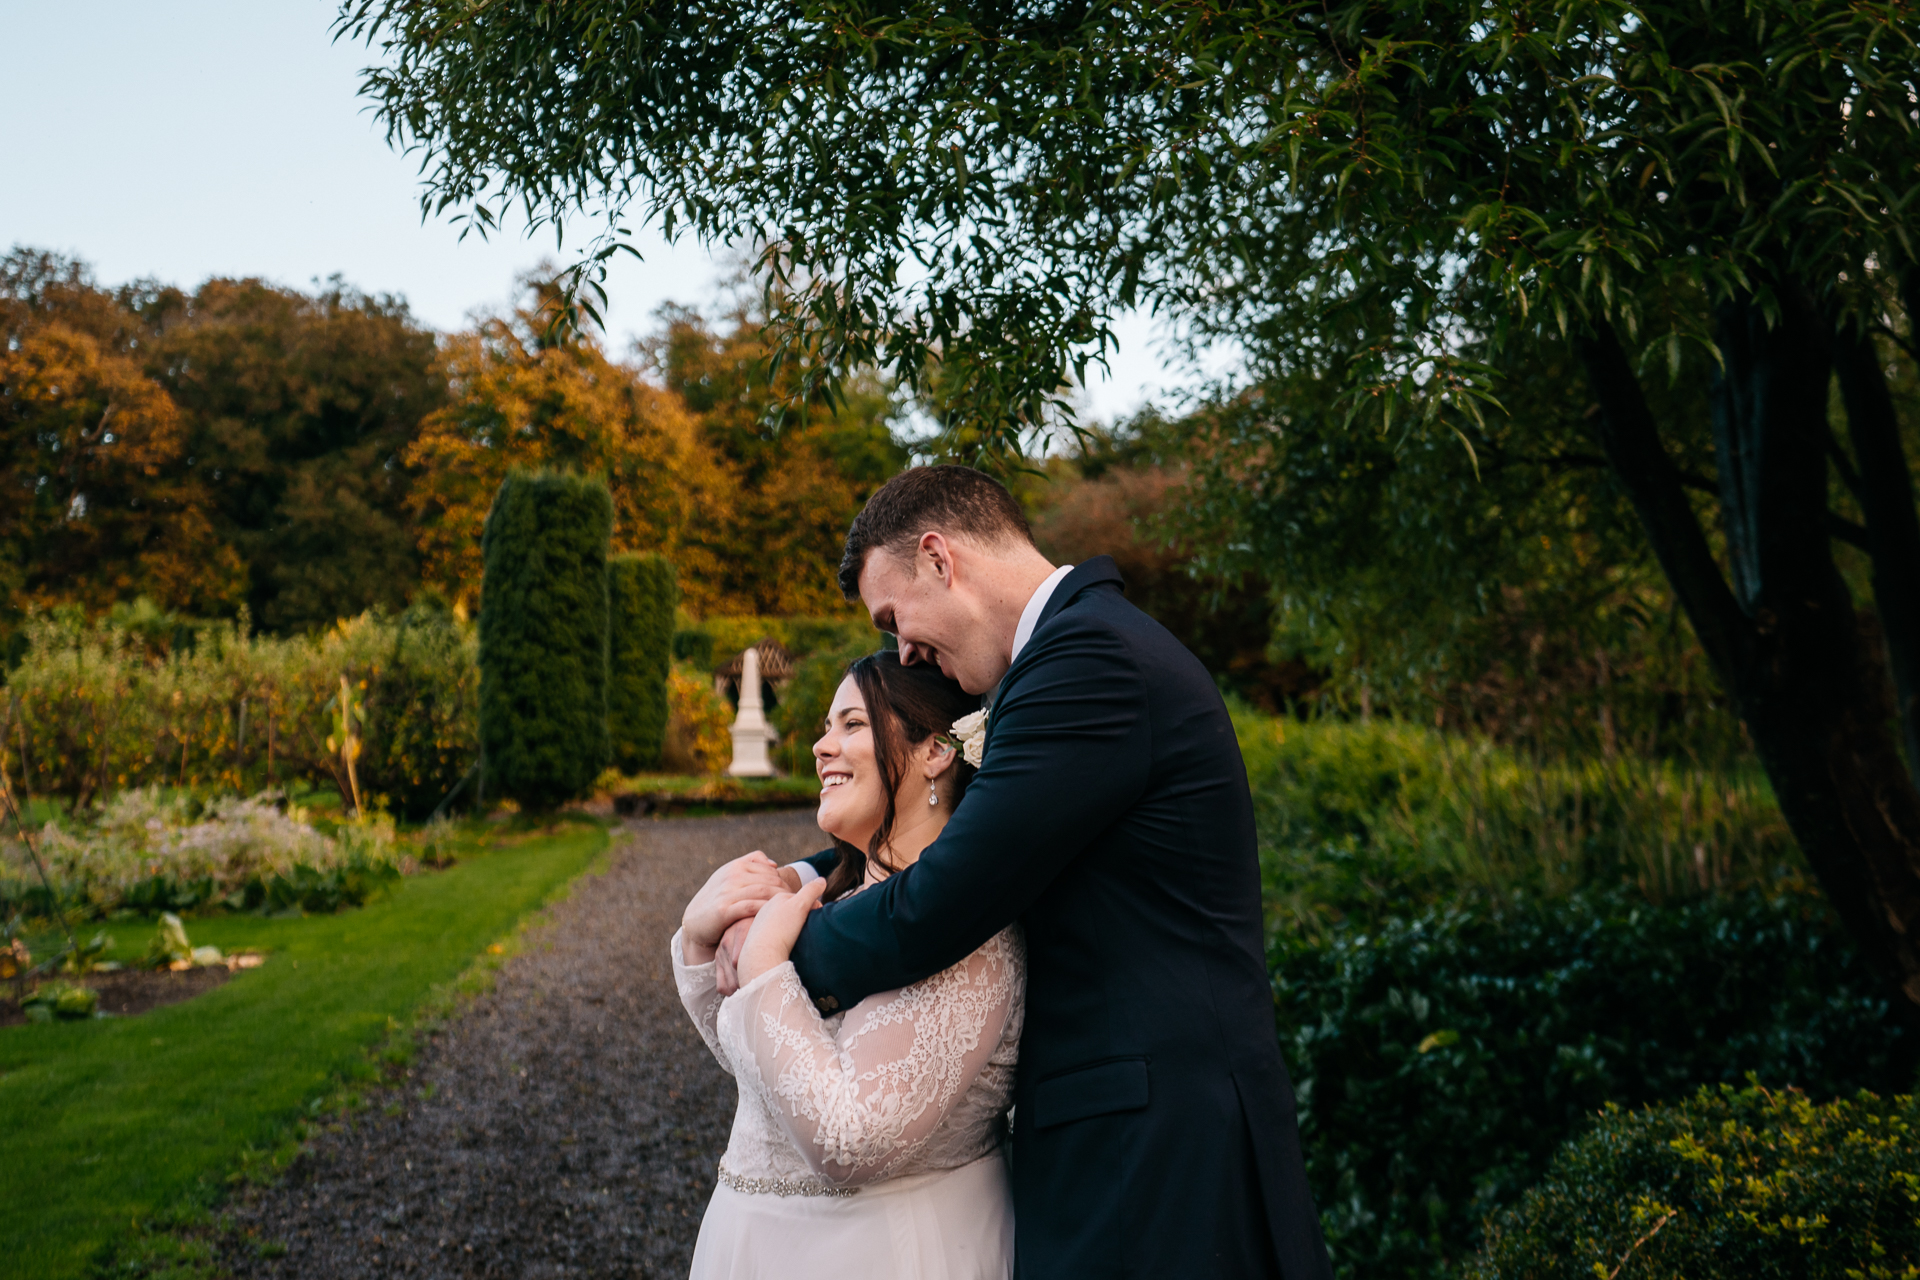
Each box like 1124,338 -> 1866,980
735,878 -> 828,986
682,852 -> 788,963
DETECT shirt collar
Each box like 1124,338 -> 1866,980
1010,563 -> 1074,667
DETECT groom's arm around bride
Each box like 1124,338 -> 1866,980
787,466 -> 1333,1280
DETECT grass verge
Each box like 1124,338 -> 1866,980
0,818 -> 608,1280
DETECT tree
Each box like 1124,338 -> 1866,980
2,248 -> 441,635
1180,347 -> 1746,758
407,290 -> 733,614
641,305 -> 907,614
478,470 -> 612,809
1020,421 -> 1317,712
607,553 -> 676,771
148,276 -> 445,632
347,2 -> 1920,1011
0,254 -> 242,625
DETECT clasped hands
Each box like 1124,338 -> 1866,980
681,851 -> 825,995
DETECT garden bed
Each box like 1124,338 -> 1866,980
0,965 -> 234,1027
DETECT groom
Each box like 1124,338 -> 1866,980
728,465 -> 1330,1279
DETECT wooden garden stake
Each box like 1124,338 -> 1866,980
0,742 -> 81,964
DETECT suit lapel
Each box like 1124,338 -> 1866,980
986,556 -> 1126,724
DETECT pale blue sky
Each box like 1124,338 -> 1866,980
0,1 -> 1172,422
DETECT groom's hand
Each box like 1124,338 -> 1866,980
682,852 -> 787,964
714,917 -> 753,996
711,866 -> 804,992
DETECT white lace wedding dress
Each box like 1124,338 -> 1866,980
671,923 -> 1025,1280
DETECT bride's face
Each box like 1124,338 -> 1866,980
814,676 -> 889,848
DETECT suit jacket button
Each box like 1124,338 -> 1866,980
815,995 -> 839,1013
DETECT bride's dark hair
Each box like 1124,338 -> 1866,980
822,651 -> 983,902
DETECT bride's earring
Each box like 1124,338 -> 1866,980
928,778 -> 939,807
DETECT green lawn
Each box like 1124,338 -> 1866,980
0,820 -> 608,1280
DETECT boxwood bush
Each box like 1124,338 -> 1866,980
608,554 -> 676,772
478,470 -> 612,810
1468,1083 -> 1920,1279
1273,887 -> 1916,1278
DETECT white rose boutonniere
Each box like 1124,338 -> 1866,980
950,709 -> 989,767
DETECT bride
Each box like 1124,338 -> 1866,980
671,651 -> 1024,1279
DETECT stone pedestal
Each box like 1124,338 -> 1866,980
727,645 -> 776,777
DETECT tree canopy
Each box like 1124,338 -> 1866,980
344,1 -> 1920,1011
341,0 -> 1918,435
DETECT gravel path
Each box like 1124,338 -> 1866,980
218,812 -> 827,1280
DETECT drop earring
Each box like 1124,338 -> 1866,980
928,779 -> 939,807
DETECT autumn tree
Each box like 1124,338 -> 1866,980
1020,422 -> 1316,712
407,288 -> 732,613
0,251 -> 241,631
643,304 -> 906,615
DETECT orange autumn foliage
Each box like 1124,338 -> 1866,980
0,322 -> 242,616
406,310 -> 733,614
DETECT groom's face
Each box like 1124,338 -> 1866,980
858,541 -> 1006,696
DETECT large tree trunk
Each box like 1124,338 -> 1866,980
1834,319 -> 1920,793
1575,289 -> 1920,1015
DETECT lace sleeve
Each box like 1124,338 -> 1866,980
670,927 -> 732,1076
716,928 -> 1020,1186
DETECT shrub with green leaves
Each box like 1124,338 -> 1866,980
1236,709 -> 1798,933
1470,1084 -> 1920,1280
0,604 -> 476,818
478,471 -> 612,810
1273,889 -> 1915,1279
608,554 -> 676,772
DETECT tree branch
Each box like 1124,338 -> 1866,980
1827,511 -> 1872,551
1574,321 -> 1748,680
1825,422 -> 1864,502
1835,322 -> 1920,791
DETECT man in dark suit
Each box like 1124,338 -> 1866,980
733,465 -> 1330,1279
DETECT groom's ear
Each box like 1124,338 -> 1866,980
918,531 -> 956,584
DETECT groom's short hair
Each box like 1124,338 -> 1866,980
840,465 -> 1034,598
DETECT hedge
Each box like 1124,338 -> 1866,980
1469,1083 -> 1920,1279
478,471 -> 611,810
1273,887 -> 1916,1278
608,554 -> 676,772
0,601 -> 476,820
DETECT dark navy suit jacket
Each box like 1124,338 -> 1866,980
790,558 -> 1331,1279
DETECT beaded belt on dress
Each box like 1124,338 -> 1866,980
717,1166 -> 859,1198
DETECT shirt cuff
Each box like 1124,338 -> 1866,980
789,860 -> 823,887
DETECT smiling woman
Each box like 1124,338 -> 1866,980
812,652 -> 981,902
671,649 -> 1020,1280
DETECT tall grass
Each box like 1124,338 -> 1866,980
1234,707 -> 1799,939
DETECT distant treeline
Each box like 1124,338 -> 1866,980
0,248 -> 905,643
3,248 -> 1790,759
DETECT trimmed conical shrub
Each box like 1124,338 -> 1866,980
478,470 -> 612,810
608,553 -> 677,772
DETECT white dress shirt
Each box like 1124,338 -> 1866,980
1010,563 -> 1074,668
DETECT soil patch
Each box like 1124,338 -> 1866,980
216,811 -> 828,1280
0,965 -> 232,1027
